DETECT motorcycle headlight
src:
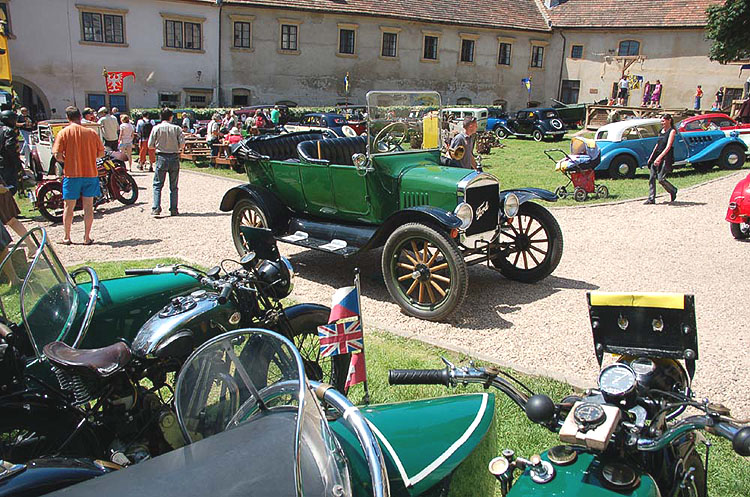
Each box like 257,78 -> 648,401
257,258 -> 294,299
502,193 -> 520,219
453,202 -> 473,230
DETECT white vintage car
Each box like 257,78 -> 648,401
31,120 -> 102,176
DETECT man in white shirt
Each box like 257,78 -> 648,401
97,107 -> 120,150
149,108 -> 185,216
617,76 -> 629,106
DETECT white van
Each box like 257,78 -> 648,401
440,107 -> 489,132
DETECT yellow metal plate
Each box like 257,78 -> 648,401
589,292 -> 685,310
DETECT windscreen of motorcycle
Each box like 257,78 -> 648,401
174,328 -> 351,497
0,227 -> 79,360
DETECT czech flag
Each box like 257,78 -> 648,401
329,286 -> 360,322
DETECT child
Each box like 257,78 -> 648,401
694,85 -> 703,110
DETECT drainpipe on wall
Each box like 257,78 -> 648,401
557,29 -> 566,101
216,0 -> 223,106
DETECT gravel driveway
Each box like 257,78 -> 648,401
38,168 -> 750,416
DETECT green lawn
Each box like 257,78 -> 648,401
52,259 -> 750,497
175,137 -> 747,206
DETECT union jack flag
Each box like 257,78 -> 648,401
317,319 -> 363,358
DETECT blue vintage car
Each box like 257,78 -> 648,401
595,118 -> 747,179
283,112 -> 355,137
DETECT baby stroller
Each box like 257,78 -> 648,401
545,137 -> 609,202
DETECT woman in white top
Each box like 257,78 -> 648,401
118,114 -> 136,171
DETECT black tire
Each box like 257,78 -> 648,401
596,184 -> 609,199
231,198 -> 270,256
495,127 -> 508,139
36,181 -> 64,223
492,202 -> 563,283
110,171 -> 139,205
609,154 -> 637,179
554,186 -> 567,199
382,223 -> 468,321
241,308 -> 351,393
532,129 -> 544,142
693,162 -> 714,173
719,144 -> 745,170
574,187 -> 587,202
731,221 -> 750,240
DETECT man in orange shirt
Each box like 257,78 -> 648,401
52,106 -> 105,245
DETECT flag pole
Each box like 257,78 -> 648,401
354,267 -> 370,404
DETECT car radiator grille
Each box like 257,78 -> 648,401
402,191 -> 430,208
465,183 -> 499,236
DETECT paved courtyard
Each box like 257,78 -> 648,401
38,167 -> 750,417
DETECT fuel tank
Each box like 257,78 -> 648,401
130,289 -> 238,360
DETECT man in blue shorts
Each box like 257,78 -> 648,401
52,107 -> 105,245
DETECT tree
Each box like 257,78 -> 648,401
705,0 -> 750,63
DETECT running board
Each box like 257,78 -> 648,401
277,218 -> 377,257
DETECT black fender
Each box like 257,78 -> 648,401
501,187 -> 558,205
219,184 -> 289,233
282,303 -> 330,324
0,457 -> 114,497
366,205 -> 462,249
496,124 -> 514,135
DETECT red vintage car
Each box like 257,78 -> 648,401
678,113 -> 750,150
726,171 -> 750,239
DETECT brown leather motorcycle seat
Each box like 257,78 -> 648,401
43,341 -> 131,377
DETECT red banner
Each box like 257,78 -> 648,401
105,71 -> 135,94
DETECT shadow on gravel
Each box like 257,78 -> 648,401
99,238 -> 162,248
93,202 -> 147,217
660,200 -> 706,207
286,248 -> 598,331
162,212 -> 229,218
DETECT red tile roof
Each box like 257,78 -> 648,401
222,0 -> 551,32
544,0 -> 721,28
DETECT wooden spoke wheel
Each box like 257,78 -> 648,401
492,202 -> 563,283
382,223 -> 468,321
231,198 -> 269,256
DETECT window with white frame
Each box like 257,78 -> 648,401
79,7 -> 126,45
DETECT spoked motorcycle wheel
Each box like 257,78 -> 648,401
36,182 -> 64,223
110,171 -> 139,205
492,202 -> 563,283
241,307 -> 350,393
231,199 -> 269,256
382,223 -> 468,321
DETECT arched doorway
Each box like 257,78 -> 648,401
12,77 -> 50,120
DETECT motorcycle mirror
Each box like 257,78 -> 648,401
240,251 -> 257,268
525,394 -> 556,424
206,266 -> 221,279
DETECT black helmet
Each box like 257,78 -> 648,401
0,110 -> 17,127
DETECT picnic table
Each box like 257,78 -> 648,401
180,135 -> 211,161
211,143 -> 238,168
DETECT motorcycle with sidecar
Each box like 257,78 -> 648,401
0,227 -> 346,469
726,170 -> 750,240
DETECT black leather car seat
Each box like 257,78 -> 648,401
241,132 -> 325,161
297,136 -> 367,166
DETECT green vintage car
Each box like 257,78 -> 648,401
220,91 -> 563,321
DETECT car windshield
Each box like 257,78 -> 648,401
366,91 -> 441,155
0,228 -> 79,359
175,329 -> 351,497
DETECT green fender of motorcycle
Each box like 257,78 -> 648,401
330,392 -> 497,497
507,451 -> 659,497
73,273 -> 201,349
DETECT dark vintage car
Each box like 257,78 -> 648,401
284,112 -> 358,137
220,91 -> 563,321
494,108 -> 566,141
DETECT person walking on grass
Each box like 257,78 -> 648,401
52,106 -> 105,245
149,108 -> 184,217
644,114 -> 678,205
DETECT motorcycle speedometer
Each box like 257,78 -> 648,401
598,363 -> 637,399
573,402 -> 606,432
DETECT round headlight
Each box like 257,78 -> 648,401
503,193 -> 520,219
453,202 -> 473,230
281,256 -> 295,295
257,258 -> 294,299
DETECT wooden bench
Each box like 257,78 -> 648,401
181,136 -> 211,162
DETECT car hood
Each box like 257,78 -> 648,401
399,161 -> 471,194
